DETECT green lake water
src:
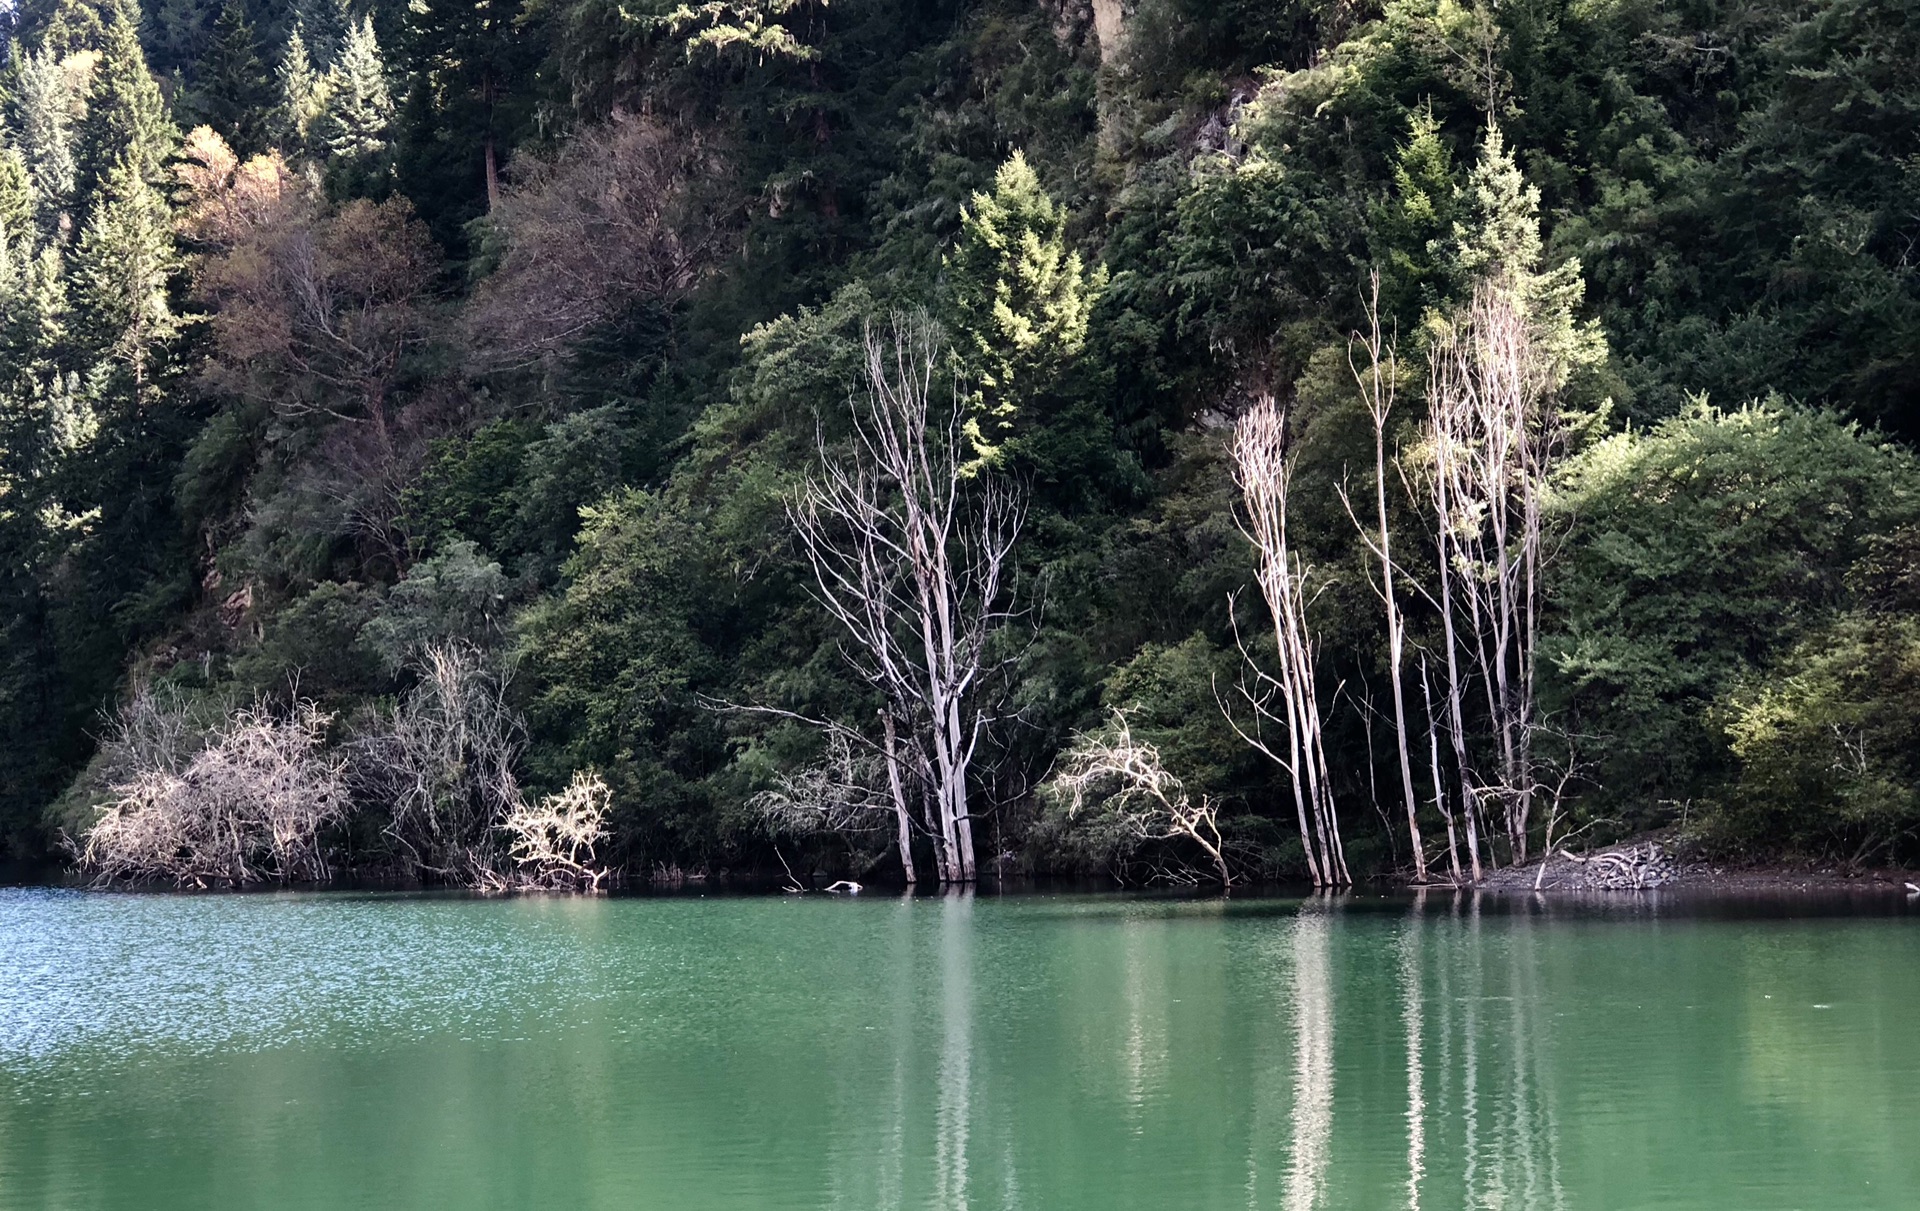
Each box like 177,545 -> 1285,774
2,888 -> 1915,1210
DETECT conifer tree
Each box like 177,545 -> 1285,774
24,0 -> 105,58
294,0 -> 355,66
276,28 -> 329,152
312,14 -> 393,190
8,47 -> 76,239
195,0 -> 275,157
1,244 -> 68,374
151,0 -> 219,80
398,0 -> 537,220
79,0 -> 179,194
67,160 -> 179,386
0,148 -> 31,249
1448,125 -> 1604,386
1372,105 -> 1456,321
0,243 -> 79,574
946,150 -> 1102,468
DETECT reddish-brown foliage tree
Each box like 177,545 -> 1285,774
179,127 -> 440,424
464,114 -> 734,369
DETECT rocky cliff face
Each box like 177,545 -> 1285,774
1091,0 -> 1124,58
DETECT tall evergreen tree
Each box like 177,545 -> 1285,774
8,47 -> 76,240
276,27 -> 328,152
312,14 -> 393,190
294,0 -> 355,66
946,150 -> 1102,468
150,0 -> 219,80
19,0 -> 105,58
67,159 -> 179,386
1449,124 -> 1605,387
1372,105 -> 1458,322
0,244 -> 68,376
194,0 -> 275,157
397,0 -> 537,243
0,147 -> 32,249
78,0 -> 178,194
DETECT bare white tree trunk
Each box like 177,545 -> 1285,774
1345,276 -> 1428,883
1429,402 -> 1486,883
1418,655 -> 1465,885
790,316 -> 1023,884
882,711 -> 917,885
1227,395 -> 1350,887
1425,282 -> 1562,868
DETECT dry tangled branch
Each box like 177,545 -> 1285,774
353,643 -> 615,891
78,699 -> 348,887
351,642 -> 525,885
1050,709 -> 1231,886
496,771 -> 614,892
752,730 -> 899,839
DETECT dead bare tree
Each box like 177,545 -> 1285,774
1339,274 -> 1428,883
1426,281 -> 1564,866
352,642 -> 526,885
1225,394 -> 1351,887
465,114 -> 734,370
1425,358 -> 1487,883
788,315 -> 1024,884
1049,709 -> 1231,886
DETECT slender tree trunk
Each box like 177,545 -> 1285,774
1231,397 -> 1349,887
1420,655 -> 1463,885
883,711 -> 916,885
1433,410 -> 1484,884
1351,289 -> 1427,882
482,63 -> 502,213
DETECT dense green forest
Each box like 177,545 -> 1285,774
3,0 -> 1918,886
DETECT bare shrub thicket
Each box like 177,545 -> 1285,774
751,730 -> 904,869
77,698 -> 349,886
353,643 -> 614,890
1048,710 -> 1231,886
466,114 -> 733,369
90,684 -> 211,782
352,642 -> 525,884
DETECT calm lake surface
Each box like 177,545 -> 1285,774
2,888 -> 1915,1210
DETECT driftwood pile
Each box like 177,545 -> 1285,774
1489,841 -> 1686,891
1555,842 -> 1681,889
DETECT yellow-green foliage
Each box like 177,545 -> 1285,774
1718,613 -> 1920,862
947,151 -> 1104,468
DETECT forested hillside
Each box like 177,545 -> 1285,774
4,0 -> 1918,885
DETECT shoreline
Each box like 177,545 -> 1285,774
1467,839 -> 1919,897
